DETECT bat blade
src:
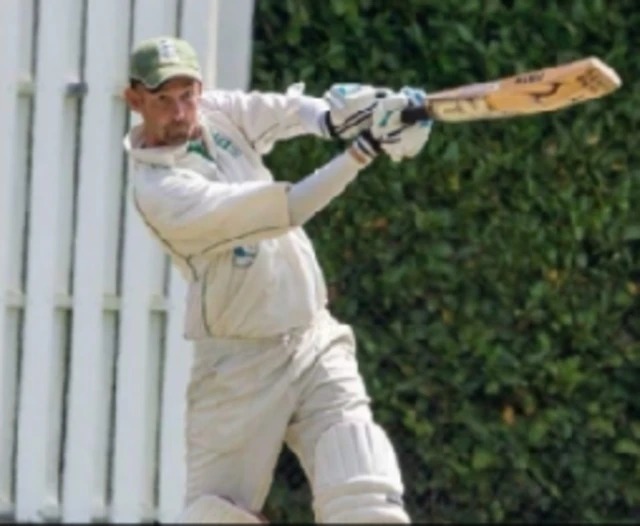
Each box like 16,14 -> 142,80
400,57 -> 622,124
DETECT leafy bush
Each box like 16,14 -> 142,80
251,0 -> 640,522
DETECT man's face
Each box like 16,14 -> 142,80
125,77 -> 202,146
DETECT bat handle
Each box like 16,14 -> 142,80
400,105 -> 431,124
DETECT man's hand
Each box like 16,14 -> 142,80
349,87 -> 433,165
322,83 -> 392,140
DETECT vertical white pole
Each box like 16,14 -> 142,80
215,0 -> 256,90
14,0 -> 79,520
111,0 -> 179,521
181,0 -> 219,89
157,270 -> 191,523
0,0 -> 22,515
61,0 -> 127,521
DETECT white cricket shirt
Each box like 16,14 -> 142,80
124,85 -> 333,339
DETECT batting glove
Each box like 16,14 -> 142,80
350,86 -> 433,164
321,83 -> 392,140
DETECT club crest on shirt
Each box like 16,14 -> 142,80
211,131 -> 242,158
232,244 -> 259,268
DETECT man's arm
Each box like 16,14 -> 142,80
200,84 -> 326,155
287,87 -> 436,224
135,167 -> 293,256
134,151 -> 368,256
200,83 -> 391,154
135,88 -> 434,256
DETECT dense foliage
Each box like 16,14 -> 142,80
250,0 -> 640,522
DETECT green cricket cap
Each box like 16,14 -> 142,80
129,36 -> 202,90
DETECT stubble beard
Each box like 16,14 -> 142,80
163,122 -> 202,146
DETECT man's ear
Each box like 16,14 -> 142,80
123,86 -> 143,113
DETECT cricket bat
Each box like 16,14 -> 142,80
400,57 -> 622,124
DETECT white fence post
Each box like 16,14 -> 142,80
0,0 -> 22,516
61,0 -> 131,522
216,0 -> 256,90
14,0 -> 84,520
181,0 -> 219,89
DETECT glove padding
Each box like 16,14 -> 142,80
352,87 -> 433,164
322,83 -> 392,140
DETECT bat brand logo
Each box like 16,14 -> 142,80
525,82 -> 562,102
515,72 -> 544,84
577,68 -> 610,93
436,98 -> 492,120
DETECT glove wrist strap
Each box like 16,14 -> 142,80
323,111 -> 340,139
350,129 -> 381,165
359,129 -> 382,154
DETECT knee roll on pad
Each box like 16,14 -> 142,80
313,421 -> 411,523
177,494 -> 266,523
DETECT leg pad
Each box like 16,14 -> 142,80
313,420 -> 410,523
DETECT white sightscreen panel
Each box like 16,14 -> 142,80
6,0 -> 36,294
56,99 -> 81,296
102,103 -> 128,296
103,0 -> 135,297
111,0 -> 180,521
0,309 -> 21,516
158,268 -> 191,522
6,97 -> 31,293
60,0 -> 129,521
18,0 -> 35,79
0,0 -> 22,513
42,310 -> 72,520
0,0 -> 34,515
56,0 -> 85,297
180,0 -> 218,89
14,0 -> 84,520
93,312 -> 119,520
163,0 -> 182,36
216,0 -> 255,90
148,254 -> 171,300
142,311 -> 166,521
1,0 -> 259,522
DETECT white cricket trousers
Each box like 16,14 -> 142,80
184,309 -> 376,513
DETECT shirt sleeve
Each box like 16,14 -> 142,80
288,151 -> 364,226
134,166 -> 293,256
200,83 -> 330,155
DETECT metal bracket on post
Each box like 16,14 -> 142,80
65,81 -> 88,98
16,77 -> 88,98
17,75 -> 33,96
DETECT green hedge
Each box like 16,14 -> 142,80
250,1 -> 640,522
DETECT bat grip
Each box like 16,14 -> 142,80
400,105 -> 431,124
